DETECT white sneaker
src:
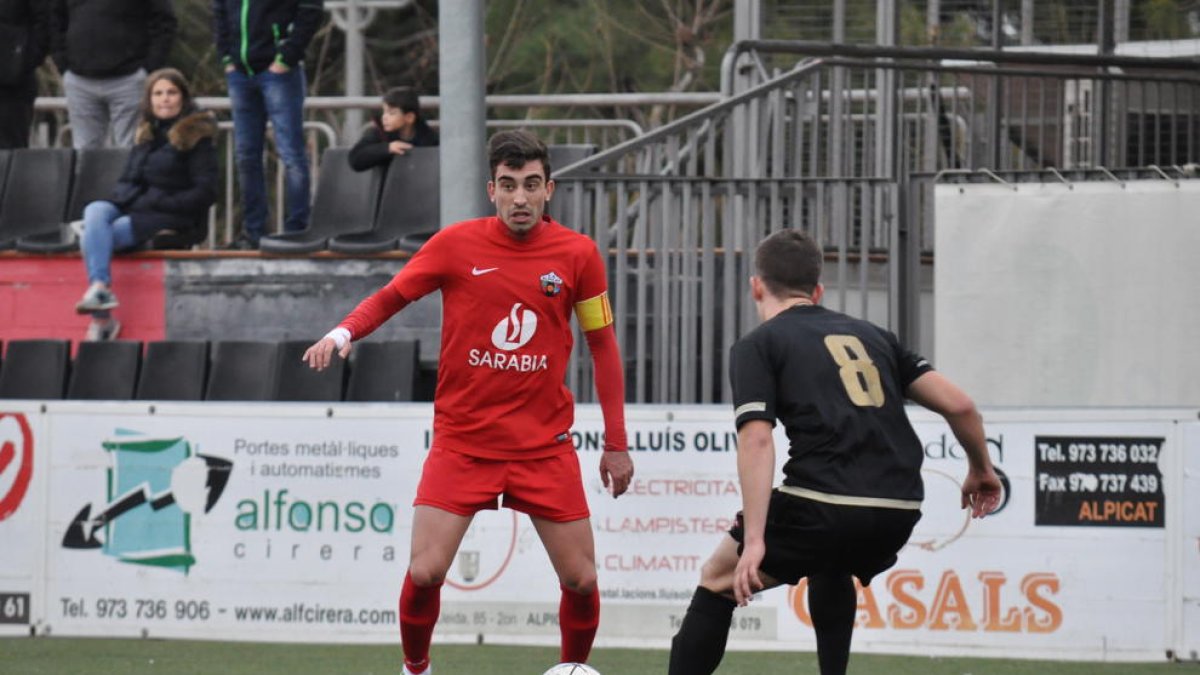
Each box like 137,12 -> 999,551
402,663 -> 431,675
76,285 -> 119,313
85,318 -> 121,342
69,220 -> 86,241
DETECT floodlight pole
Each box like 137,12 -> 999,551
438,0 -> 489,227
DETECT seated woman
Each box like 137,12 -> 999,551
74,67 -> 218,341
347,86 -> 439,172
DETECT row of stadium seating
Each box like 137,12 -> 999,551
0,144 -> 595,254
262,146 -> 438,255
0,339 -> 424,402
0,147 -> 120,252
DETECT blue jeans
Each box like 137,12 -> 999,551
226,68 -> 311,239
81,201 -> 137,285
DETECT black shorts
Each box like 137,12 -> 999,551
729,489 -> 922,587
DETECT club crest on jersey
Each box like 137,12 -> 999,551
540,271 -> 563,297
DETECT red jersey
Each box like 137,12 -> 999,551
379,216 -> 612,460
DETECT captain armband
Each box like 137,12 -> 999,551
575,292 -> 614,332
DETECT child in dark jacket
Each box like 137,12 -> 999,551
348,86 -> 438,172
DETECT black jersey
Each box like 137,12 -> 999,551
730,304 -> 933,502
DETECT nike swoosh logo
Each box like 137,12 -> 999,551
472,266 -> 499,276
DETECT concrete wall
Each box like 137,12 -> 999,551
164,256 -> 937,395
165,258 -> 444,365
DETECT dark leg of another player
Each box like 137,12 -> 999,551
808,572 -> 857,675
667,586 -> 736,675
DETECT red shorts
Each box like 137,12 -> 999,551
414,446 -> 590,522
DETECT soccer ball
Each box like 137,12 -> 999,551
542,664 -> 601,675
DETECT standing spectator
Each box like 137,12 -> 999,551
51,0 -> 176,149
0,0 -> 50,149
75,68 -> 217,341
213,0 -> 324,250
348,86 -> 439,173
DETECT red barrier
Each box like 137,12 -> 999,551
0,256 -> 166,348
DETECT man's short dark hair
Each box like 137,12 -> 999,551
755,229 -> 823,297
383,86 -> 421,118
487,129 -> 552,181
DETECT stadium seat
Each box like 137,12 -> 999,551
260,148 -> 381,254
0,150 -> 11,206
345,340 -> 420,402
136,341 -> 210,401
67,340 -> 142,400
16,147 -> 129,253
0,148 -> 74,250
274,340 -> 345,401
0,339 -> 71,399
204,341 -> 279,401
415,358 -> 438,401
328,147 -> 440,254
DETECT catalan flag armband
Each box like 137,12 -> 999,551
575,292 -> 614,332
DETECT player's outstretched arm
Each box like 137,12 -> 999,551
907,371 -> 1002,517
304,284 -> 412,372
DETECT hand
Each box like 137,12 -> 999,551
224,64 -> 236,73
302,337 -> 351,371
599,451 -> 633,498
388,140 -> 413,155
733,539 -> 766,606
961,466 -> 1003,517
268,62 -> 290,74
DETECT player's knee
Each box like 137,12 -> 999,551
698,557 -> 728,590
407,563 -> 447,587
559,567 -> 597,595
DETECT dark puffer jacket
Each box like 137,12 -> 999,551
109,107 -> 219,244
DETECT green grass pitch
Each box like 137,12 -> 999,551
1,637 -> 1193,674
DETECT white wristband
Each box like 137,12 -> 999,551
324,327 -> 352,350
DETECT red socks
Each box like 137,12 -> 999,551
559,585 -> 600,663
401,575 -> 599,667
399,571 -> 441,672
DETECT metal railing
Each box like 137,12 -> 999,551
557,176 -> 896,405
32,92 -> 715,147
718,41 -> 1200,179
31,93 -> 683,242
554,42 -> 1200,403
554,61 -> 906,404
